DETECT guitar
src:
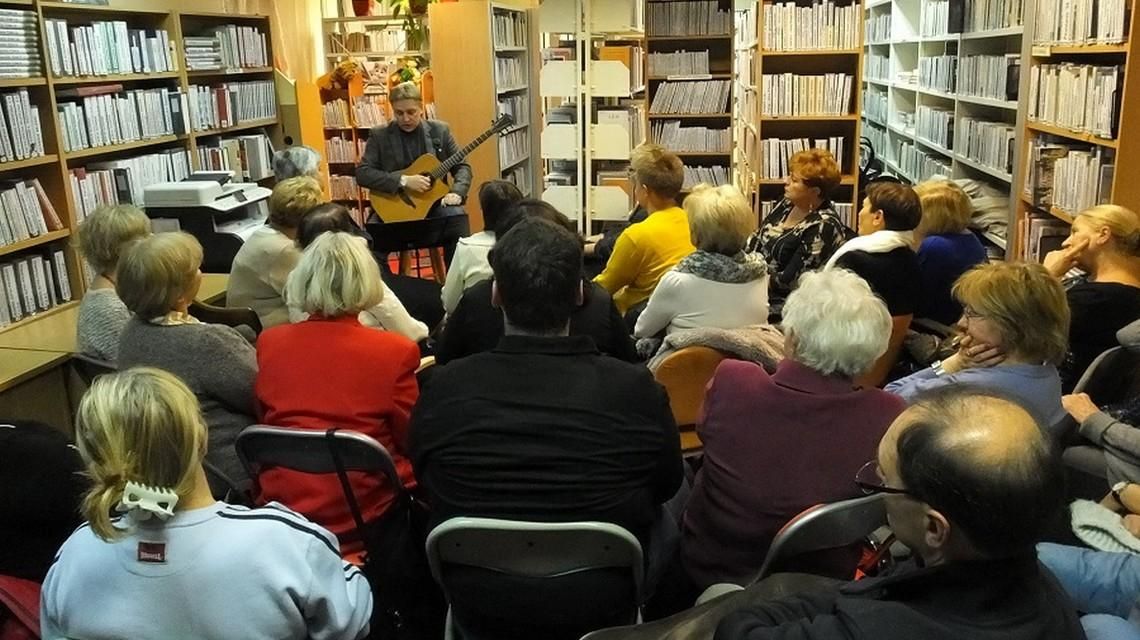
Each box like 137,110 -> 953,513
369,114 -> 515,223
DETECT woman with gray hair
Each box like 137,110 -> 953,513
273,145 -> 322,181
671,268 -> 906,606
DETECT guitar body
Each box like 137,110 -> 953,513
369,153 -> 452,223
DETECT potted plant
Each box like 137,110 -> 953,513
352,0 -> 372,17
383,0 -> 436,50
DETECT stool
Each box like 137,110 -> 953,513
366,215 -> 468,286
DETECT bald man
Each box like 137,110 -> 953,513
714,389 -> 1086,640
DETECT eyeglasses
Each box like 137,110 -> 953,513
854,460 -> 912,496
961,307 -> 985,321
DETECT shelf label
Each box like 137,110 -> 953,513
666,74 -> 713,80
1031,45 -> 1052,57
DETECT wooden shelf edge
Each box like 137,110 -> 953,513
186,67 -> 275,77
0,77 -> 45,88
0,300 -> 80,337
64,135 -> 185,160
0,154 -> 58,172
39,1 -> 168,14
1020,196 -> 1076,224
1025,121 -> 1118,148
52,72 -> 180,86
0,229 -> 70,258
760,49 -> 861,56
191,118 -> 279,138
648,113 -> 732,118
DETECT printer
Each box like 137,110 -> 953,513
144,172 -> 272,273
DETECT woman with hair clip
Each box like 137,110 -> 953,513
40,367 -> 373,640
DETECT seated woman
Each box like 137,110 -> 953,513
116,232 -> 257,487
40,368 -> 371,640
227,176 -> 324,328
828,182 -> 923,317
436,200 -> 637,364
886,261 -> 1070,432
912,180 -> 988,325
746,149 -> 851,309
634,184 -> 767,338
256,231 -> 420,552
1042,204 -> 1140,390
680,268 -> 905,595
75,204 -> 151,362
292,203 -> 429,343
440,180 -> 522,315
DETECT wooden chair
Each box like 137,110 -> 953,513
188,300 -> 263,336
653,346 -> 727,454
856,314 -> 913,388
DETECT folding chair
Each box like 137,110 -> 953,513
755,493 -> 887,581
70,353 -> 116,386
189,300 -> 263,336
1061,345 -> 1140,493
426,517 -> 644,640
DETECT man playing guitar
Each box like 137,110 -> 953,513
356,81 -> 472,265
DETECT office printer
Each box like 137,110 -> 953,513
144,173 -> 272,273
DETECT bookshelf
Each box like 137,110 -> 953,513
429,1 -> 541,231
0,1 -> 280,334
1015,0 -> 1138,262
859,0 -> 1028,256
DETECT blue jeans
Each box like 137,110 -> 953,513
1083,614 -> 1140,640
1038,542 -> 1140,618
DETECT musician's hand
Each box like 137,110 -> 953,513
441,193 -> 462,206
403,174 -> 431,194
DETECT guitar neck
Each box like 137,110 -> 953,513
431,127 -> 500,179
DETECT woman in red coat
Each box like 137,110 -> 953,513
255,230 -> 420,554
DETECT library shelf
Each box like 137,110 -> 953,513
981,230 -> 1008,249
760,49 -> 861,56
186,67 -> 275,78
915,136 -> 953,158
191,118 -> 280,138
64,135 -> 186,160
500,155 -> 530,172
758,175 -> 856,185
39,2 -> 167,15
761,114 -> 859,121
961,26 -> 1024,39
1034,43 -> 1129,56
648,73 -> 732,80
0,154 -> 58,172
0,229 -> 70,259
0,300 -> 79,337
51,72 -> 181,85
1025,121 -> 1118,148
955,94 -> 1018,110
326,51 -> 429,59
0,77 -> 45,88
647,34 -> 732,41
954,153 -> 1013,183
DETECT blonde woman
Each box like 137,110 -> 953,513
255,231 -> 420,553
1042,204 -> 1140,389
228,175 -> 324,328
116,232 -> 257,487
40,367 -> 372,640
75,203 -> 151,361
634,184 -> 768,338
886,262 -> 1070,432
913,180 -> 987,325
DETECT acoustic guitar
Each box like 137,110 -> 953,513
369,114 -> 515,223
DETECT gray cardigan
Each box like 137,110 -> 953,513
116,318 -> 257,486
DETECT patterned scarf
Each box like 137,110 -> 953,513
674,250 -> 768,284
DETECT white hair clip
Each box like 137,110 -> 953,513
116,481 -> 179,520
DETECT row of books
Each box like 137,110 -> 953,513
1033,0 -> 1127,45
504,164 -> 530,196
955,116 -> 1016,174
494,57 -> 527,89
44,19 -> 174,78
498,129 -> 528,171
0,250 -> 74,328
184,25 -> 269,71
1028,64 -> 1120,139
0,179 -> 64,248
863,88 -> 887,123
0,9 -> 42,79
863,122 -> 887,165
1023,137 -> 1114,215
894,110 -> 916,133
498,94 -> 529,128
650,121 -> 730,153
330,174 -> 365,202
759,137 -> 846,179
1020,214 -> 1069,262
57,86 -> 183,153
0,89 -> 45,163
649,80 -> 730,114
920,0 -> 964,36
70,149 -> 191,221
197,134 -> 273,181
919,55 -> 957,93
322,98 -> 351,129
865,52 -> 888,81
761,1 -> 861,51
354,95 -> 388,129
646,1 -> 731,37
760,73 -> 853,117
188,80 -> 277,131
916,106 -> 954,148
958,54 -> 1020,102
897,140 -> 951,180
493,10 -> 527,48
326,135 -> 365,164
682,165 -> 730,189
964,0 -> 1024,31
328,29 -> 404,55
735,2 -> 756,46
647,51 -> 710,77
866,11 -> 890,43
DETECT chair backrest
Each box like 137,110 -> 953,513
756,493 -> 886,581
70,353 -> 116,386
856,314 -> 913,388
235,425 -> 402,491
1074,345 -> 1140,406
653,346 -> 727,428
189,300 -> 263,336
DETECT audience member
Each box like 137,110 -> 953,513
715,390 -> 1083,640
0,420 -> 84,582
886,261 -> 1069,432
436,199 -> 637,363
227,176 -> 324,327
74,204 -> 151,362
440,180 -> 522,315
678,269 -> 904,597
585,204 -> 649,276
594,143 -> 694,317
827,182 -> 922,317
912,180 -> 988,325
40,368 -> 372,640
746,149 -> 851,308
116,232 -> 256,487
409,218 -> 683,628
1038,542 -> 1140,640
1042,204 -> 1140,390
272,145 -> 322,182
634,185 -> 768,338
255,231 -> 420,552
293,203 -> 429,342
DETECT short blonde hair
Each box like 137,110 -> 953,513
285,231 -> 383,317
631,143 -> 684,201
915,180 -> 973,235
118,232 -> 203,319
390,81 -> 422,104
783,268 -> 891,378
76,367 -> 207,541
268,176 -> 323,229
1077,204 -> 1140,255
76,204 -> 151,275
684,184 -> 757,255
953,262 -> 1070,364
789,149 -> 841,198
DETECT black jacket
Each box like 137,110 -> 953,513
716,556 -> 1086,640
355,120 -> 473,199
834,247 -> 921,317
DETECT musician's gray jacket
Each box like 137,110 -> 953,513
355,120 -> 473,200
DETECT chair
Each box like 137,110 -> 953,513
754,493 -> 887,581
70,353 -> 116,386
857,314 -> 913,388
426,517 -> 644,640
1061,345 -> 1140,491
367,215 -> 469,285
653,346 -> 727,455
188,300 -> 262,336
